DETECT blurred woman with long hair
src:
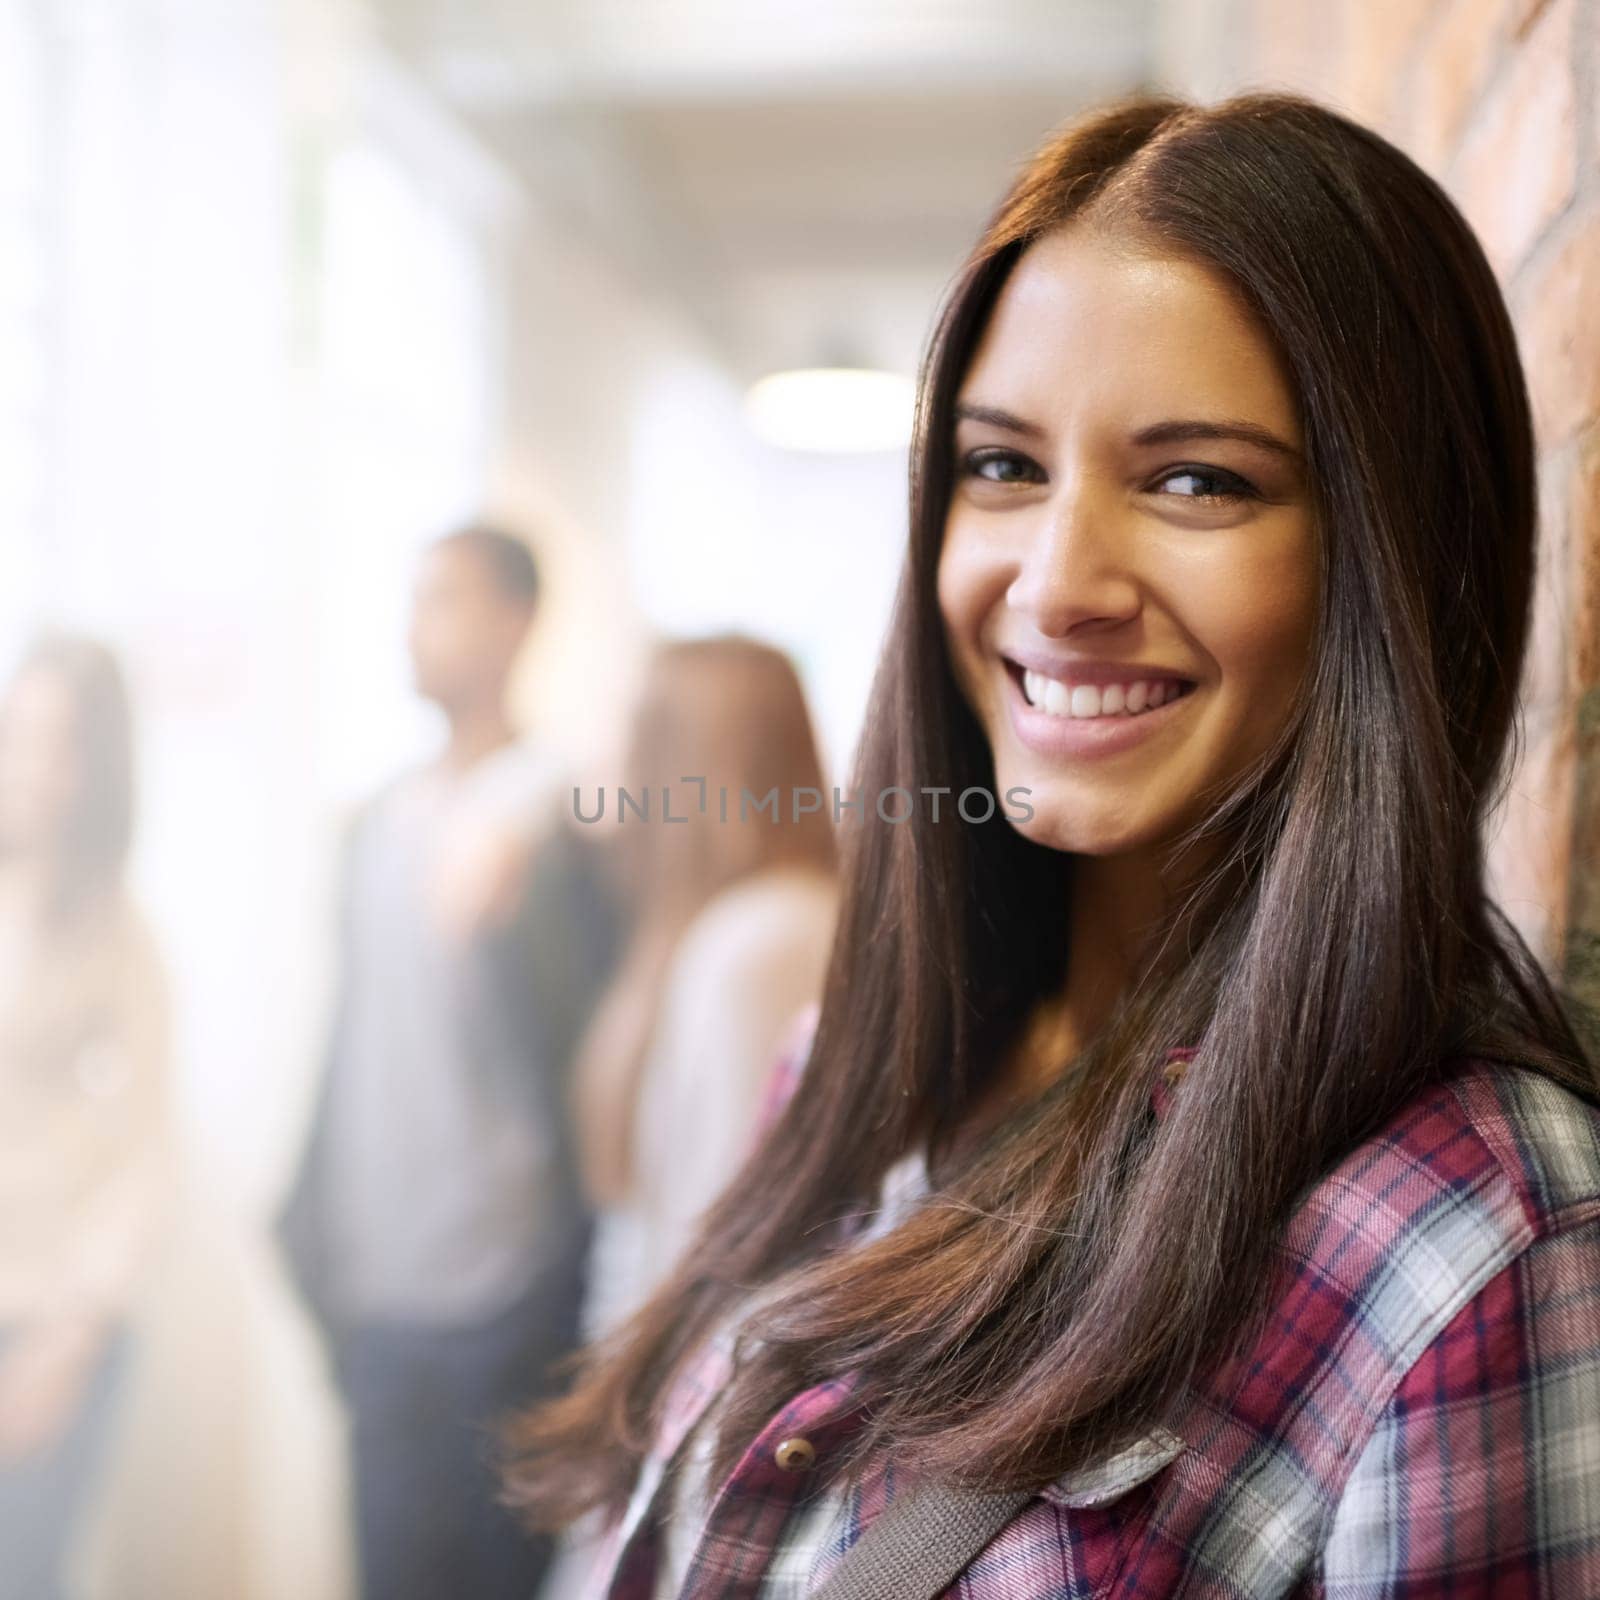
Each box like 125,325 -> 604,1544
571,634 -> 838,1340
0,633 -> 174,1599
507,91 -> 1600,1596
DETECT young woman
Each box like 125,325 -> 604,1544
505,89 -> 1600,1597
573,635 -> 839,1341
0,633 -> 174,1599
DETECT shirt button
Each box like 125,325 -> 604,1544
774,1436 -> 816,1472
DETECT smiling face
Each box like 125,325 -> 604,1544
936,224 -> 1320,859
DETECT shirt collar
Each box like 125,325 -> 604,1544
652,1046 -> 1200,1471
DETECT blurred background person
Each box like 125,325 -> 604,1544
572,635 -> 839,1342
0,633 -> 176,1600
540,633 -> 838,1599
277,524 -> 624,1600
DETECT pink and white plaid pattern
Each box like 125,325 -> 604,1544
587,1011 -> 1600,1597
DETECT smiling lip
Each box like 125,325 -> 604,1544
1000,648 -> 1199,688
1002,660 -> 1200,759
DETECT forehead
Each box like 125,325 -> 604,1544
959,226 -> 1300,435
415,541 -> 493,594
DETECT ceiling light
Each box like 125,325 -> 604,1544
743,366 -> 914,453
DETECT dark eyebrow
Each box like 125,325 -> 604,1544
1130,418 -> 1303,465
951,402 -> 1049,441
952,401 -> 1303,465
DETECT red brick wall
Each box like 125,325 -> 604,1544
1163,0 -> 1599,1011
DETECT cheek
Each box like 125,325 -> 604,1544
934,530 -> 965,638
1202,544 -> 1318,723
935,523 -> 992,690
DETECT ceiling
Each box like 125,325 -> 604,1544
372,0 -> 1162,383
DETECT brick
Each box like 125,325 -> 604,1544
1521,480 -> 1574,731
1339,0 -> 1438,126
1565,689 -> 1600,1009
1247,0 -> 1343,94
1510,0 -> 1554,35
1486,712 -> 1578,967
1521,210 -> 1600,450
1409,0 -> 1512,171
1571,428 -> 1600,691
1451,0 -> 1576,280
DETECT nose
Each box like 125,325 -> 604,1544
1004,475 -> 1140,636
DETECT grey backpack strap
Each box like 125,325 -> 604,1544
809,1480 -> 1033,1600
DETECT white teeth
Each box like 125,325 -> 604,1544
1018,671 -> 1190,720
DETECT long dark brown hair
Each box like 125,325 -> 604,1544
504,88 -> 1599,1524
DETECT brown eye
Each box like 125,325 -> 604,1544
1153,465 -> 1259,503
963,448 -> 1043,485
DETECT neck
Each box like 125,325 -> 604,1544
979,834 -> 1221,1120
440,700 -> 517,773
0,851 -> 62,930
1062,824 -> 1229,1035
1059,854 -> 1168,1036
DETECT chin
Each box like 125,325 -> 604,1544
1000,792 -> 1154,857
1005,811 -> 1106,856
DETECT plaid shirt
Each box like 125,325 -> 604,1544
587,1007 -> 1600,1597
